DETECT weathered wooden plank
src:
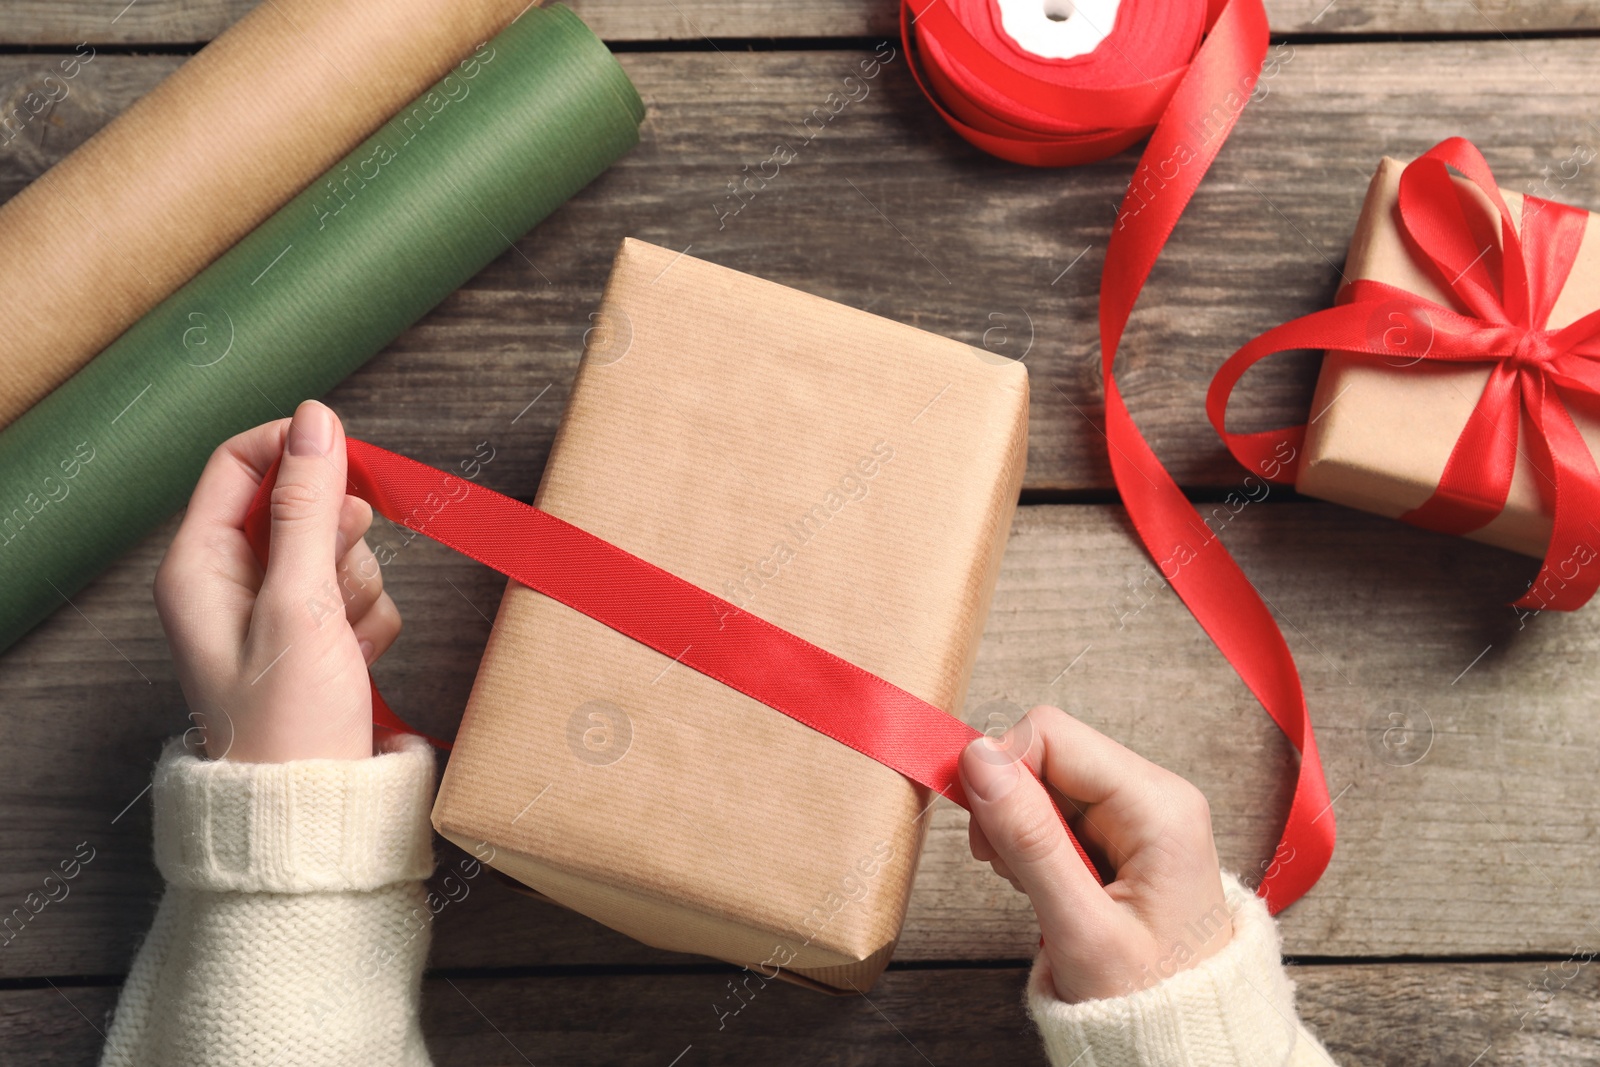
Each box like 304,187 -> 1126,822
4,961 -> 1598,1065
1,500 -> 1592,977
422,961 -> 1600,1067
0,0 -> 1595,45
587,0 -> 1600,38
6,44 -> 1597,492
0,0 -> 253,47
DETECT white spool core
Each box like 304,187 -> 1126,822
995,0 -> 1121,59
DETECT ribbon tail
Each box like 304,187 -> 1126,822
1512,386 -> 1600,613
1401,361 -> 1522,536
1097,0 -> 1332,913
1105,372 -> 1333,912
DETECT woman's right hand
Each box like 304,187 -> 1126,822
959,705 -> 1235,1003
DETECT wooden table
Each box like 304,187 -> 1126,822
3,2 -> 1599,1063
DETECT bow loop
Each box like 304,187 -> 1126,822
1552,304 -> 1600,359
1397,141 -> 1524,325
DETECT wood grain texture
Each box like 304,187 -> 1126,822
3,961 -> 1597,1065
0,0 -> 1596,44
6,42 -> 1599,492
579,0 -> 1600,38
1,502 -> 1593,977
2,13 -> 1597,1058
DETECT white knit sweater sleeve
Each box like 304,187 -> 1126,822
100,734 -> 439,1067
1028,873 -> 1336,1067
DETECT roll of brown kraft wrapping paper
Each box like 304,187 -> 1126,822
0,0 -> 541,431
0,4 -> 643,654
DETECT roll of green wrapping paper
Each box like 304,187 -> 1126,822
0,0 -> 541,430
0,4 -> 643,654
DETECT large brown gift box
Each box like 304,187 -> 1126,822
1299,156 -> 1600,556
432,239 -> 1028,992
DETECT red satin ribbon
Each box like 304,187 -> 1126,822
1210,138 -> 1600,612
906,0 -> 1331,913
244,438 -> 1100,878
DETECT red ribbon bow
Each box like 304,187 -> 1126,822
1210,137 -> 1600,611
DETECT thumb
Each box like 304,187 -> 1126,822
960,734 -> 1111,947
260,400 -> 348,612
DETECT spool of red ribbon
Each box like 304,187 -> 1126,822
905,0 -> 1332,914
906,0 -> 1207,165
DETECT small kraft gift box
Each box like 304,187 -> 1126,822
1212,138 -> 1600,612
431,238 -> 1029,992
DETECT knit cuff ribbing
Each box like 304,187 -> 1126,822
1027,873 -> 1302,1067
152,732 -> 437,893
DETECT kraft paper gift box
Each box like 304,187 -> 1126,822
431,238 -> 1028,992
1298,156 -> 1600,556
